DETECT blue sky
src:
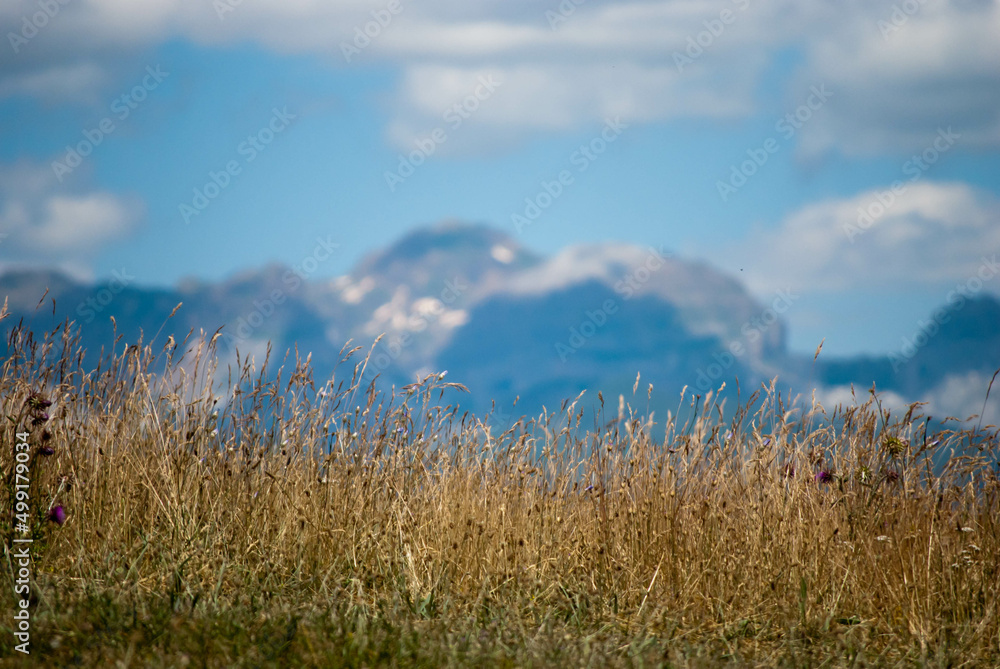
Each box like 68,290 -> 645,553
1,0 -> 998,357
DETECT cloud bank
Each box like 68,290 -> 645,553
2,0 -> 998,154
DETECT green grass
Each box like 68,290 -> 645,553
1,312 -> 998,667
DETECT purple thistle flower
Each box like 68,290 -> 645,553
47,506 -> 66,525
27,393 -> 52,410
815,470 -> 834,484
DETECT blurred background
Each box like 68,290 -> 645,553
1,0 -> 998,423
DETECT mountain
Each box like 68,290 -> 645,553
814,296 -> 1000,423
2,221 -> 998,422
436,280 -> 740,416
306,222 -> 542,381
306,223 -> 788,410
817,297 -> 1000,395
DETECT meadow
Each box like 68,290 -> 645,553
1,307 -> 998,667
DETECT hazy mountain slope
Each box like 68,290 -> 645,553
817,296 -> 1000,397
503,243 -> 785,359
436,280 -> 747,416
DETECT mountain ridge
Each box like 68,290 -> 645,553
2,221 -> 998,422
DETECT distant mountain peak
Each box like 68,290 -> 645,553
350,221 -> 540,297
357,221 -> 536,274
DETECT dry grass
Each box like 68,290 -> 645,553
1,310 -> 998,667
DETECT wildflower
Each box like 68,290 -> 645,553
883,437 -> 905,457
762,437 -> 772,447
26,393 -> 52,410
38,446 -> 55,456
884,469 -> 900,484
25,393 -> 53,426
437,371 -> 448,380
815,470 -> 834,484
47,506 -> 66,525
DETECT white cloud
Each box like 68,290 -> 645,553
385,56 -> 761,153
28,193 -> 135,250
727,181 -> 1000,294
1,0 -> 998,153
0,160 -> 141,273
0,62 -> 109,104
926,370 -> 1000,426
794,0 -> 1000,157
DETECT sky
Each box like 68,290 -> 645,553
0,0 -> 998,357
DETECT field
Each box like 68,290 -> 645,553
1,313 -> 998,667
